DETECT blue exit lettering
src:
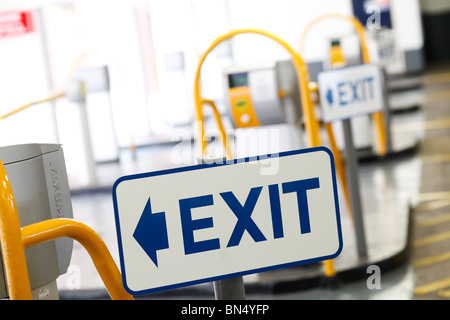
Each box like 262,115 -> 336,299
337,77 -> 375,107
179,178 -> 320,255
379,43 -> 395,60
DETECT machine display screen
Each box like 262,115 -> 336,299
228,72 -> 249,88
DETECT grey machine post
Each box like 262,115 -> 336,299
342,119 -> 368,259
0,143 -> 74,300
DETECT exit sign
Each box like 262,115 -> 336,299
113,147 -> 343,295
318,64 -> 385,123
0,11 -> 34,39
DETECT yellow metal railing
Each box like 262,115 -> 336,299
0,52 -> 87,121
299,13 -> 388,157
0,159 -> 133,300
0,91 -> 65,121
193,28 -> 322,159
0,53 -> 133,299
201,99 -> 233,160
22,219 -> 133,300
299,14 -> 391,276
193,28 -> 340,278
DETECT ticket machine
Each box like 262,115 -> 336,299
223,60 -> 304,157
224,60 -> 301,128
0,144 -> 73,299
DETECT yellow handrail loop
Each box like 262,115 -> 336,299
193,28 -> 338,278
194,28 -> 322,159
0,158 -> 133,300
299,13 -> 388,156
0,160 -> 32,300
22,219 -> 133,300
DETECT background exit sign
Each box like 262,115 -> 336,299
0,10 -> 34,39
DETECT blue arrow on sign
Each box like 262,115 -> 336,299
326,88 -> 334,106
133,198 -> 169,267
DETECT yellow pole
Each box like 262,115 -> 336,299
309,82 -> 353,223
372,112 -> 387,156
323,39 -> 352,278
193,28 -> 322,158
299,13 -> 388,156
0,160 -> 32,300
202,99 -> 233,160
0,91 -> 65,121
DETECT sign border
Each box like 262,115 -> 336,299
112,146 -> 343,295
